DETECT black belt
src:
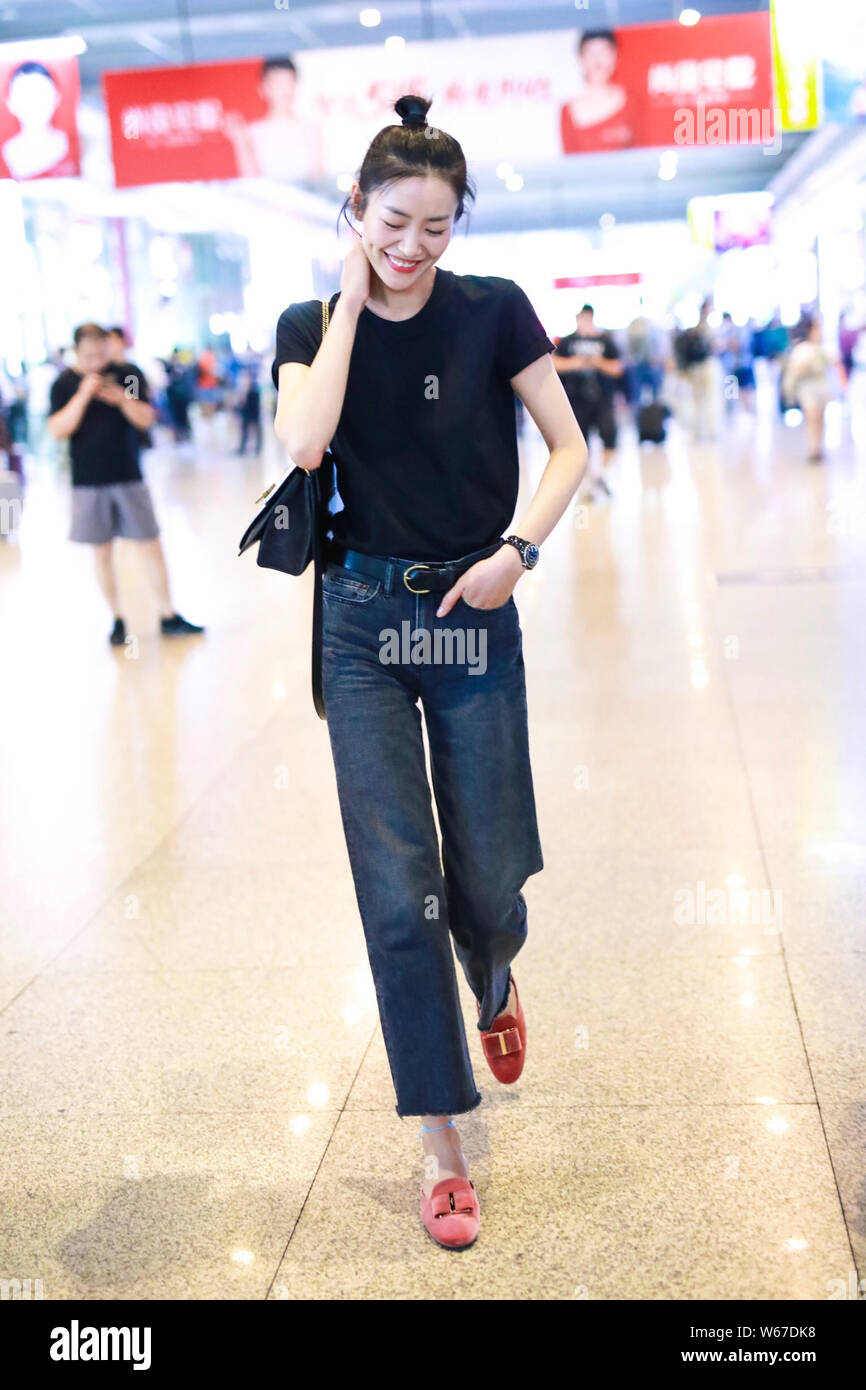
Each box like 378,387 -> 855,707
326,539 -> 504,594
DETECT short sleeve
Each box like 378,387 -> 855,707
496,281 -> 555,383
602,334 -> 621,361
49,373 -> 74,415
272,300 -> 323,389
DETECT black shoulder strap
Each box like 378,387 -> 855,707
310,299 -> 332,720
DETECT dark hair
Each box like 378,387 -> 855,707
579,303 -> 594,316
261,57 -> 297,80
578,29 -> 618,52
73,322 -> 107,347
106,325 -> 127,340
338,94 -> 476,237
8,60 -> 57,94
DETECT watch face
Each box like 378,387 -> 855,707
524,544 -> 540,569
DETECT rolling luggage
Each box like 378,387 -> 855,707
637,401 -> 670,443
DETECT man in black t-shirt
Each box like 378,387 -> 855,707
552,303 -> 624,496
48,322 -> 203,646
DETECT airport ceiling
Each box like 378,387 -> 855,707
4,0 -> 808,230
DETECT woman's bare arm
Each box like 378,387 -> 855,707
508,353 -> 588,544
437,355 -> 588,614
273,243 -> 369,469
273,298 -> 362,469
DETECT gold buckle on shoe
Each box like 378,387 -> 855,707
403,563 -> 432,594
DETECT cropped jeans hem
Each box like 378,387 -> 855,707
396,1090 -> 484,1120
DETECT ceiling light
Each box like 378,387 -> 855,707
384,35 -> 405,53
679,7 -> 701,23
360,7 -> 381,26
659,164 -> 678,181
599,212 -> 615,229
505,173 -> 524,191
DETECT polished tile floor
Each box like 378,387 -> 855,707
1,377 -> 865,1300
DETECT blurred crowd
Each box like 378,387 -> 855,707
546,297 -> 862,494
2,298 -> 864,513
0,332 -> 268,470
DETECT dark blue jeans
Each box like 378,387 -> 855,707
321,551 -> 544,1118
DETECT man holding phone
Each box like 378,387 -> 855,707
48,322 -> 203,645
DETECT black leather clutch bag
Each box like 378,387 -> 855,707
237,463 -> 318,576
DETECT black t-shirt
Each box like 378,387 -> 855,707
555,329 -> 620,405
49,363 -> 149,487
272,269 -> 554,561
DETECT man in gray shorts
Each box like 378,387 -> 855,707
48,322 -> 204,645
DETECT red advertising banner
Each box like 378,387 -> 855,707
0,55 -> 81,180
101,15 -> 776,188
559,14 -> 775,154
102,58 -> 324,187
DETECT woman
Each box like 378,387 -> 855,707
2,61 -> 75,181
272,94 -> 586,1251
783,317 -> 843,463
560,30 -> 636,155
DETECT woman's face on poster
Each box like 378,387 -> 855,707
259,68 -> 297,111
579,39 -> 618,87
7,70 -> 60,128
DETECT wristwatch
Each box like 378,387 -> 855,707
503,535 -> 540,570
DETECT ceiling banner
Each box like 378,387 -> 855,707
102,16 -> 776,189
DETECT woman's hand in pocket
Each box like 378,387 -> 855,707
436,545 -> 525,616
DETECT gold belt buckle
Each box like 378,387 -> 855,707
403,563 -> 432,594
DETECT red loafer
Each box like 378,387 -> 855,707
420,1178 -> 480,1251
477,973 -> 526,1084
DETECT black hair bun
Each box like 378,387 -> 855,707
394,94 -> 431,128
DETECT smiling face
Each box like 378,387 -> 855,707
353,174 -> 458,289
579,38 -> 618,87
